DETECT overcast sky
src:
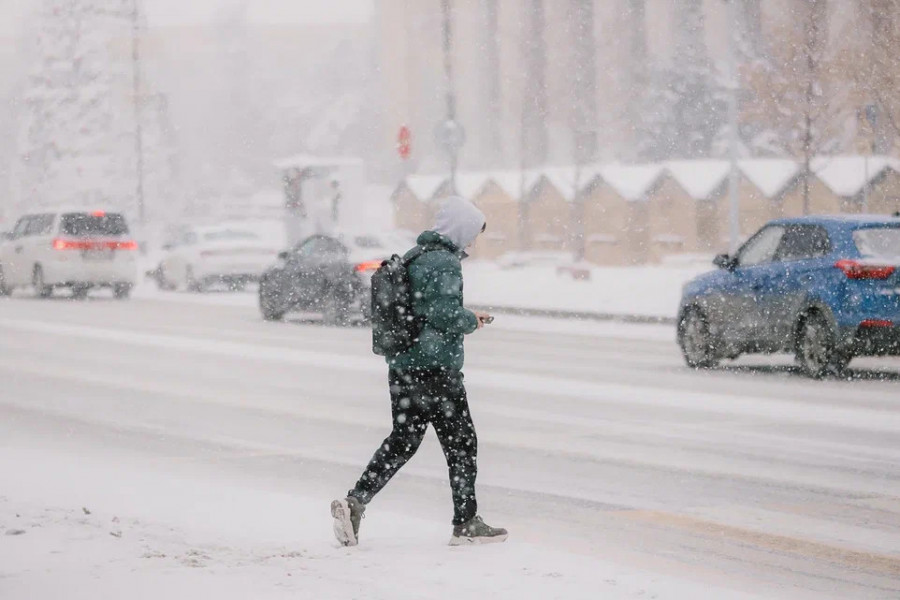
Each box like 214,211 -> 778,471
0,0 -> 374,37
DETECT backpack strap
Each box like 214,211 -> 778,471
401,244 -> 437,267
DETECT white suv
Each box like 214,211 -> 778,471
0,210 -> 138,299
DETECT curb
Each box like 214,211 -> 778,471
469,304 -> 677,326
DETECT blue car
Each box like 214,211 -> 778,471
677,215 -> 900,377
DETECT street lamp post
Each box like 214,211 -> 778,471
438,0 -> 464,194
863,103 -> 878,214
131,0 -> 146,228
724,0 -> 740,254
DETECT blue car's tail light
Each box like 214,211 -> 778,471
834,259 -> 896,280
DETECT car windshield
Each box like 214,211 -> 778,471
854,227 -> 900,260
60,213 -> 128,237
203,230 -> 260,242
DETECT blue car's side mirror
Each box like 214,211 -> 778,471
713,253 -> 736,270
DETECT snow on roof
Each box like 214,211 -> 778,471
523,170 -> 545,193
456,172 -> 491,199
393,155 -> 900,204
403,171 -> 541,202
738,158 -> 799,198
487,171 -> 528,197
597,163 -> 664,200
403,175 -> 446,201
539,166 -> 582,201
664,160 -> 731,200
811,155 -> 900,197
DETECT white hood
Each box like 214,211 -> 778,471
432,196 -> 486,250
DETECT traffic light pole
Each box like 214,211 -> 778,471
441,0 -> 458,194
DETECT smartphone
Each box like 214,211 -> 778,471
480,315 -> 494,325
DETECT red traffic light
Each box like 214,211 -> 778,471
397,125 -> 411,160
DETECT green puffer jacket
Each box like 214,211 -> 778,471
386,231 -> 479,371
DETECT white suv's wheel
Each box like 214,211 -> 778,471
0,265 -> 11,297
185,266 -> 205,293
33,266 -> 52,298
155,265 -> 175,291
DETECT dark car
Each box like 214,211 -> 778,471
677,215 -> 900,377
258,231 -> 414,325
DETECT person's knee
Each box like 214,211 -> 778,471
388,426 -> 426,455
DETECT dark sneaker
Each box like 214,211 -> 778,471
331,496 -> 365,547
449,515 -> 508,546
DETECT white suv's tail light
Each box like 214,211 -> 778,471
52,238 -> 137,251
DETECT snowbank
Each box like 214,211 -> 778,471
463,261 -> 710,319
135,254 -> 709,321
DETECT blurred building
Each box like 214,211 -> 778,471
373,0 -> 890,179
391,155 -> 900,265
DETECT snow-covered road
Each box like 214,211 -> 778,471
2,293 -> 900,599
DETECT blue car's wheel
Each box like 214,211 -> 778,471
679,308 -> 719,369
795,311 -> 849,378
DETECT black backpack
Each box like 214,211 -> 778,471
370,246 -> 431,357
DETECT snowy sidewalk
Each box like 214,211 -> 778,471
0,447 -> 766,600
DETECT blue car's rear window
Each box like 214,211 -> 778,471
854,227 -> 900,260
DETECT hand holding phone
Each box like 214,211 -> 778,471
474,311 -> 493,328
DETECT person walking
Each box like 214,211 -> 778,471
331,196 -> 508,547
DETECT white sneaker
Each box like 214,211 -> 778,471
331,497 -> 365,547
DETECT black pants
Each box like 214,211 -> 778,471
348,368 -> 478,526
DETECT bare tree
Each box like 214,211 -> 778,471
676,0 -> 707,67
618,0 -> 647,160
482,0 -> 502,165
567,0 -> 597,260
568,0 -> 597,167
15,0 -> 173,220
742,0 -> 852,213
521,0 -> 548,168
634,0 -> 725,161
736,0 -> 763,58
850,0 -> 900,152
517,0 -> 548,251
800,0 -> 827,214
